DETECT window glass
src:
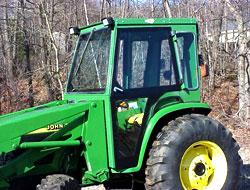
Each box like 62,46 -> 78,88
117,40 -> 124,87
160,39 -> 176,86
177,33 -> 197,89
131,41 -> 148,88
115,28 -> 178,90
68,28 -> 111,92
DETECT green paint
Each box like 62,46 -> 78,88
0,18 -> 212,188
19,140 -> 81,149
112,102 -> 210,173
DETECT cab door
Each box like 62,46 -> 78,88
111,27 -> 179,169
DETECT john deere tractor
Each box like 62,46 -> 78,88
0,18 -> 242,190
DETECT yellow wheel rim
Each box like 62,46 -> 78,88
180,141 -> 227,190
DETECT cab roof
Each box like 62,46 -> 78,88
80,17 -> 197,30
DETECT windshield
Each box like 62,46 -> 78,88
67,28 -> 111,92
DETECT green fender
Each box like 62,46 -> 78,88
114,102 -> 211,173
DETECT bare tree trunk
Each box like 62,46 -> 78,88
74,0 -> 79,26
223,7 -> 228,75
106,0 -> 111,17
122,0 -> 126,18
37,3 -> 55,101
41,1 -> 64,97
83,0 -> 90,25
42,39 -> 55,101
164,0 -> 172,18
122,0 -> 129,18
2,0 -> 14,86
209,1 -> 224,89
225,0 -> 250,126
246,54 -> 250,125
12,3 -> 19,77
151,0 -> 155,17
100,0 -> 105,20
20,0 -> 34,107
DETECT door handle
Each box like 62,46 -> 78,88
113,86 -> 124,93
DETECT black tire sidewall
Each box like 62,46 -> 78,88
146,115 -> 241,190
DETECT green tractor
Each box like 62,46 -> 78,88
0,18 -> 242,190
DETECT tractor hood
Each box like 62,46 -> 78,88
0,100 -> 89,153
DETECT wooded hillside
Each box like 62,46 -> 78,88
0,0 -> 249,127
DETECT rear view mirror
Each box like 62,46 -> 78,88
201,64 -> 209,77
198,54 -> 209,77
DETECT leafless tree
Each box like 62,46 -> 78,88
225,0 -> 250,125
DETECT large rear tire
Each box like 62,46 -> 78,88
36,174 -> 80,190
145,114 -> 242,190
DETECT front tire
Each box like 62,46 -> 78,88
145,114 -> 242,190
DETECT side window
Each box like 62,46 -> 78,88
115,28 -> 178,90
177,33 -> 197,89
116,40 -> 148,89
160,40 -> 177,86
116,40 -> 124,88
131,41 -> 148,88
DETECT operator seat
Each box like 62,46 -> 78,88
127,113 -> 144,126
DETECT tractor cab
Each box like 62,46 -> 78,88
65,18 -> 200,170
